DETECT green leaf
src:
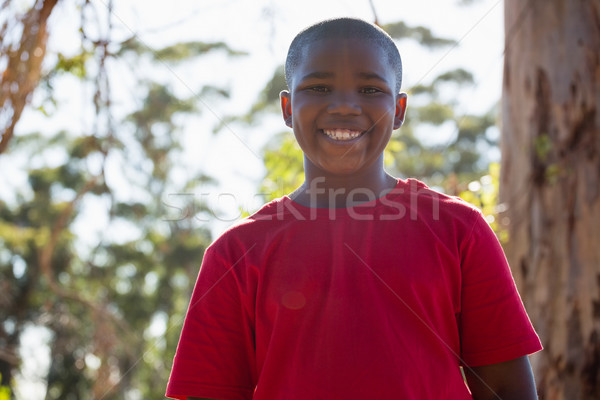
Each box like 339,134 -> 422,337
118,38 -> 248,62
54,51 -> 92,78
382,21 -> 456,48
260,132 -> 304,201
433,68 -> 474,85
415,102 -> 455,125
154,41 -> 242,61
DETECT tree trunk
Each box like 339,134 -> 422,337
501,0 -> 600,399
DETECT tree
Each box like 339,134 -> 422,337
500,0 -> 600,398
0,1 -> 243,397
1,1 -> 504,397
224,22 -> 499,204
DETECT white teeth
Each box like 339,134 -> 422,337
323,129 -> 362,141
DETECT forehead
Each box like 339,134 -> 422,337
292,37 -> 394,87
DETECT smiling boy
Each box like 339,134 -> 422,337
166,18 -> 542,400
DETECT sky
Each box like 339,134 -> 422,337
116,0 -> 505,232
5,0 -> 506,214
6,0 -> 505,397
3,0 -> 506,237
157,0 -> 505,232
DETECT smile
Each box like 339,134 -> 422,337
322,129 -> 363,141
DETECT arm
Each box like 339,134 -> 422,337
166,242 -> 257,400
464,356 -> 537,400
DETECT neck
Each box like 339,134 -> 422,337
290,158 -> 397,208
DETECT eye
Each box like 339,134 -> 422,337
307,85 -> 330,93
361,87 -> 382,94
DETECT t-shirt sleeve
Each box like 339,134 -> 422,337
459,210 -> 542,367
166,244 -> 256,400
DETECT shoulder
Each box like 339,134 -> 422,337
393,178 -> 481,222
207,196 -> 294,252
379,178 -> 491,253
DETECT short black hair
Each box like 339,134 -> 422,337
285,18 -> 403,93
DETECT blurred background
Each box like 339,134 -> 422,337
1,0 -> 598,399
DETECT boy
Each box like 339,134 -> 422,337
166,18 -> 542,399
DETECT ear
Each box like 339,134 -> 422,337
280,90 -> 293,128
393,93 -> 408,129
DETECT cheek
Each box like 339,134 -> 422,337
291,103 -> 319,129
375,102 -> 397,123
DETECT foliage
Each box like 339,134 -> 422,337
0,0 -> 244,398
381,21 -> 456,48
0,2 -> 503,398
251,66 -> 498,202
221,21 -> 499,207
458,162 -> 505,241
0,89 -> 209,398
0,374 -> 9,400
118,38 -> 248,61
260,132 -> 305,199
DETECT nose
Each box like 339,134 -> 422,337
327,92 -> 361,115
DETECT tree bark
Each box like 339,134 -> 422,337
501,0 -> 600,399
0,0 -> 59,154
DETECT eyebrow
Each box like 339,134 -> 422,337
299,71 -> 389,83
299,71 -> 334,81
356,72 -> 388,83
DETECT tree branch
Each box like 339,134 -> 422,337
368,0 -> 380,26
36,175 -> 134,344
0,0 -> 59,154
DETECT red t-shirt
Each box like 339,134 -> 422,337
166,179 -> 541,399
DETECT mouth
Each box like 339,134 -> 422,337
322,128 -> 364,141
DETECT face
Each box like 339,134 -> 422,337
281,38 -> 407,179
